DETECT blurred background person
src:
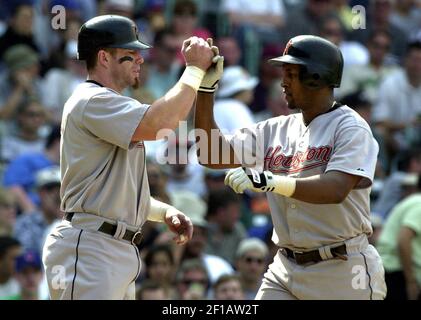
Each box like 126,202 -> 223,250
13,166 -> 62,254
175,258 -> 210,300
336,30 -> 398,106
171,190 -> 234,285
0,44 -> 43,121
0,236 -> 21,299
212,274 -> 245,300
0,97 -> 47,165
372,40 -> 421,172
205,187 -> 247,266
377,174 -> 421,300
14,249 -> 43,300
0,188 -> 17,237
2,125 -> 60,214
170,0 -> 212,66
141,244 -> 177,299
214,66 -> 257,134
136,279 -> 170,300
234,238 -> 269,299
0,0 -> 39,61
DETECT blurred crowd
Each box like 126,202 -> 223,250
0,0 -> 420,300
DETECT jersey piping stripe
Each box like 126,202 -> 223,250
71,230 -> 83,300
271,161 -> 328,174
131,246 -> 141,284
360,252 -> 373,300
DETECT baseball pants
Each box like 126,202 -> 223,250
42,214 -> 141,300
255,234 -> 387,300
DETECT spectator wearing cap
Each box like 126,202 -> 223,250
212,273 -> 245,300
0,0 -> 39,61
235,237 -> 269,299
0,188 -> 17,237
13,166 -> 63,253
14,249 -> 42,300
377,174 -> 421,300
3,125 -> 60,214
214,66 -> 256,134
0,44 -> 43,121
205,187 -> 247,266
170,191 -> 234,285
0,236 -> 21,299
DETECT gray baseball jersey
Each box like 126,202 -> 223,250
228,104 -> 378,250
60,82 -> 151,227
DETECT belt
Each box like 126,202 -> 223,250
282,244 -> 348,266
64,212 -> 143,246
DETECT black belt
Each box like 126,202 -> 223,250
64,212 -> 142,246
282,244 -> 348,265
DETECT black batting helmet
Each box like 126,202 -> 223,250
269,35 -> 344,88
77,15 -> 152,60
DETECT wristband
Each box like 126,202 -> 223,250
179,66 -> 206,91
148,197 -> 171,222
272,175 -> 297,197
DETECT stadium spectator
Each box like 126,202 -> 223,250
235,238 -> 269,299
377,174 -> 421,300
205,187 -> 246,265
213,274 -> 245,300
0,236 -> 21,299
14,166 -> 62,253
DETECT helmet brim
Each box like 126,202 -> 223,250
109,40 -> 153,51
268,55 -> 306,67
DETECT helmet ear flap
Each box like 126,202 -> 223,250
299,65 -> 326,89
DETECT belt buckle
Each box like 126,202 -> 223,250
293,250 -> 304,263
131,231 -> 142,246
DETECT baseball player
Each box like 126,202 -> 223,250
195,35 -> 387,299
42,15 -> 216,300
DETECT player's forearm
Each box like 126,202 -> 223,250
194,92 -> 239,169
398,227 -> 417,283
291,171 -> 361,204
147,197 -> 171,222
132,67 -> 205,141
132,87 -> 196,141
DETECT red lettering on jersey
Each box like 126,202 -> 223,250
264,145 -> 332,173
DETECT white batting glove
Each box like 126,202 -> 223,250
224,167 -> 296,197
198,38 -> 224,94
